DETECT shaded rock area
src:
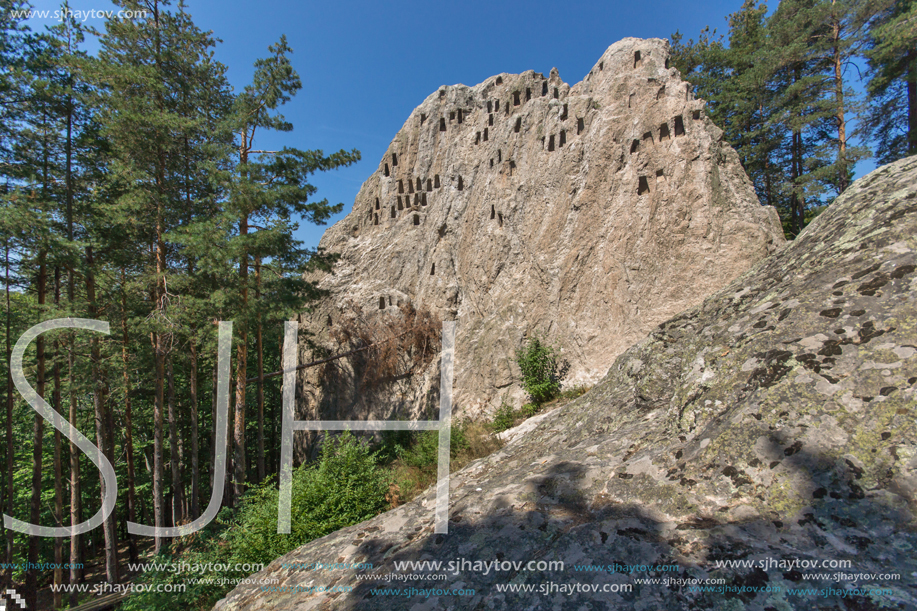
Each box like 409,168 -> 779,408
294,36 -> 784,441
214,158 -> 917,608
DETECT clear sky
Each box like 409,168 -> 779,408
23,0 -> 876,249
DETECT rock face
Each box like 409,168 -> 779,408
216,157 -> 917,610
296,37 -> 783,426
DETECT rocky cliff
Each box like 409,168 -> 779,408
216,157 -> 917,610
296,37 -> 783,426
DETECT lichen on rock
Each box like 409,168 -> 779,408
215,154 -> 917,611
213,45 -> 917,611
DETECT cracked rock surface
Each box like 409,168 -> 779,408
294,37 -> 783,438
214,153 -> 917,609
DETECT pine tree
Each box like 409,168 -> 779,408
864,0 -> 917,163
0,0 -> 32,592
6,11 -> 85,602
39,7 -> 101,597
673,0 -> 885,236
671,5 -> 789,227
792,0 -> 876,194
90,0 -> 233,553
769,0 -> 822,234
0,1 -> 362,592
222,36 -> 359,505
725,1 -> 786,209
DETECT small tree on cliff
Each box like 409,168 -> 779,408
515,336 -> 569,405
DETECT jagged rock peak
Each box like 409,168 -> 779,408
300,37 -> 785,418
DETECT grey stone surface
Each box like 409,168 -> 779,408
214,139 -> 917,609
294,37 -> 784,437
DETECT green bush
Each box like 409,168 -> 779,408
396,423 -> 470,472
377,428 -> 414,462
515,336 -> 569,404
397,430 -> 439,470
123,432 -> 390,611
491,402 -> 516,432
225,432 -> 390,564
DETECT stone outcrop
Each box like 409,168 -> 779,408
216,157 -> 917,610
296,37 -> 784,426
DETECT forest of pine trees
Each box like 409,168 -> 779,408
0,0 -> 914,608
670,0 -> 915,237
0,0 -> 359,607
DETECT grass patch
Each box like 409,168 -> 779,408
381,419 -> 503,506
489,384 -> 593,434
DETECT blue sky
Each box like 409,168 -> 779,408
23,0 -> 876,249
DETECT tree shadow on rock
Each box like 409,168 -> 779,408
332,445 -> 916,611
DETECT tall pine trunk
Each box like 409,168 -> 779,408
65,82 -> 82,605
233,211 -> 248,505
53,268 -> 64,607
225,377 -> 235,509
790,64 -> 805,236
3,245 -> 13,593
211,361 -> 217,503
25,256 -> 46,611
152,217 -> 167,546
190,343 -> 200,517
153,332 -> 165,552
85,246 -> 119,583
255,259 -> 265,483
68,301 -> 81,602
167,357 -> 184,525
791,129 -> 805,235
102,377 -> 118,562
152,0 -> 167,552
120,270 -> 139,563
831,5 -> 848,193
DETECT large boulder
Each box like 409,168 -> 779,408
295,37 -> 784,437
215,152 -> 917,608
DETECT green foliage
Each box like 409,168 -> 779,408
390,422 -> 470,472
376,428 -> 413,462
451,421 -> 469,456
515,336 -> 569,405
124,432 -> 390,610
671,0 -> 885,239
378,419 -> 500,507
231,432 -> 389,561
863,0 -> 917,163
396,429 -> 440,471
490,402 -> 517,433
